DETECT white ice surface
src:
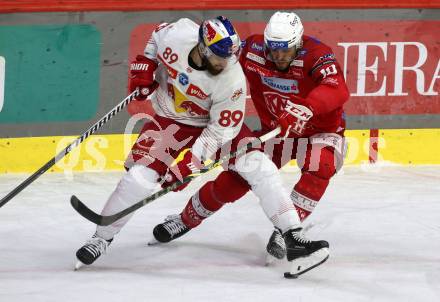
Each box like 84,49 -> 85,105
0,166 -> 439,302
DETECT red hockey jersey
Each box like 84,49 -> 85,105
240,34 -> 350,137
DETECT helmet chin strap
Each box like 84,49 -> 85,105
198,42 -> 213,59
197,43 -> 210,68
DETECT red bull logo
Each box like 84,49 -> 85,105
231,88 -> 243,101
204,22 -> 217,43
180,101 -> 209,116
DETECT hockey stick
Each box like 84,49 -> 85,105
70,127 -> 282,226
0,90 -> 140,208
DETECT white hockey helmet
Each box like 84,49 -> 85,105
264,12 -> 304,51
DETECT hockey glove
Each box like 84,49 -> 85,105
129,55 -> 159,100
278,100 -> 314,137
162,150 -> 203,192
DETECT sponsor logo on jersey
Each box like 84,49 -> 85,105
231,88 -> 243,102
246,52 -> 266,65
261,76 -> 299,94
297,49 -> 307,56
319,53 -> 335,61
171,84 -> 207,116
179,73 -> 189,86
291,59 -> 303,67
314,53 -> 336,66
251,42 -> 263,51
180,101 -> 209,116
321,77 -> 339,87
244,61 -> 273,77
158,55 -> 178,79
186,84 -> 208,100
165,65 -> 178,79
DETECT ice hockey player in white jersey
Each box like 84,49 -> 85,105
75,16 -> 329,278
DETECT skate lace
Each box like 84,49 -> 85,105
272,230 -> 286,247
292,231 -> 312,244
163,215 -> 187,235
84,237 -> 109,258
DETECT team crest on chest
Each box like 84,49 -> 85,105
262,91 -> 291,118
231,88 -> 243,102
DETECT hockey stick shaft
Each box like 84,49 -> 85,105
0,90 -> 139,208
71,127 -> 282,226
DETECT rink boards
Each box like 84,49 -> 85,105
1,128 -> 439,173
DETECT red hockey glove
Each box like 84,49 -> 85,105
129,55 -> 158,100
162,150 -> 203,192
278,100 -> 314,137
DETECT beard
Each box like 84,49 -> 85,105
274,60 -> 291,72
202,56 -> 224,76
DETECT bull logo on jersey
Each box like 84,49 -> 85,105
180,101 -> 209,116
231,88 -> 243,102
169,84 -> 209,116
261,76 -> 299,94
262,91 -> 291,118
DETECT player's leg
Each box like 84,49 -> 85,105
232,149 -> 329,276
153,129 -> 330,277
262,136 -> 297,261
151,170 -> 250,243
266,133 -> 345,263
76,165 -> 161,268
292,133 -> 345,221
151,125 -> 255,243
76,116 -> 202,267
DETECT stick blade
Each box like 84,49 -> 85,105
70,195 -> 107,226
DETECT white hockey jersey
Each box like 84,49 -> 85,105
143,18 -> 247,160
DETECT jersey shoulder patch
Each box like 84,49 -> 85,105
301,36 -> 338,74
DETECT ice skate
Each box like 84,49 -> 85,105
150,214 -> 190,244
283,228 -> 329,278
75,233 -> 112,269
265,228 -> 286,265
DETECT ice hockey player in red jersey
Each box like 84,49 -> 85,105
153,11 -> 349,274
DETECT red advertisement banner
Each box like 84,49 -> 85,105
2,1 -> 439,13
129,21 -> 440,116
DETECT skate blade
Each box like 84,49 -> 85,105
147,238 -> 160,246
284,247 -> 329,279
265,253 -> 278,266
74,260 -> 85,271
